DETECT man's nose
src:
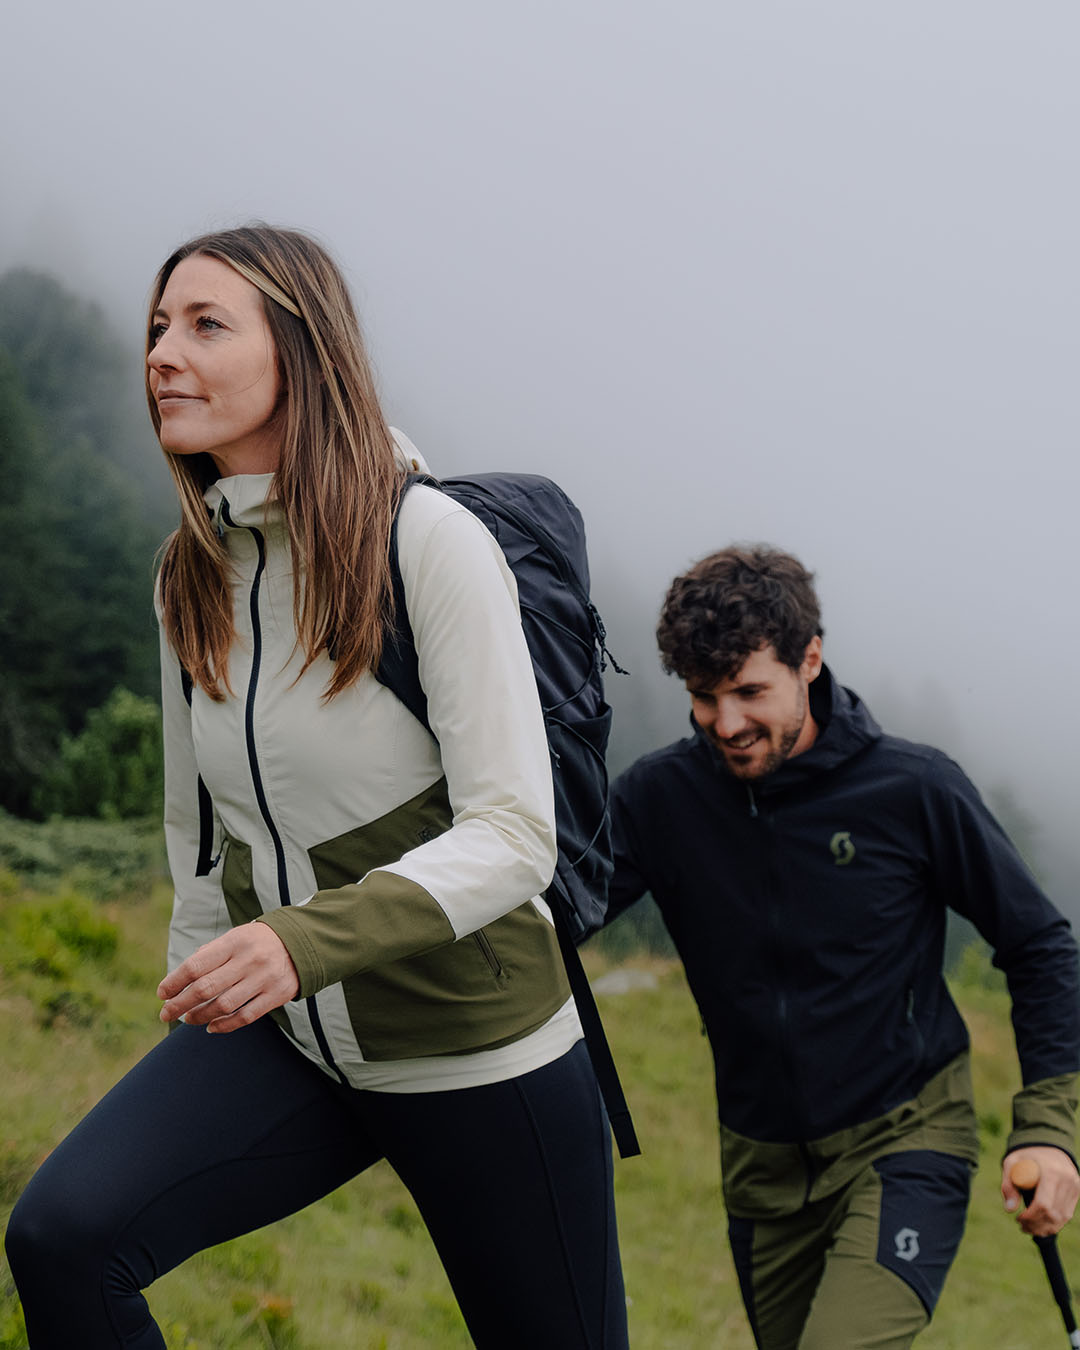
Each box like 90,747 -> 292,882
712,700 -> 748,740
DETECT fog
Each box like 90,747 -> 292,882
3,2 -> 1077,909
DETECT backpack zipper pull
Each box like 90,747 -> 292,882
589,602 -> 628,675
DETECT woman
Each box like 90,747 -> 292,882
6,226 -> 627,1349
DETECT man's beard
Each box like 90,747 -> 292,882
715,688 -> 807,781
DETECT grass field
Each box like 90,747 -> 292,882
0,821 -> 1076,1347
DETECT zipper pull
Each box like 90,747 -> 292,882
589,602 -> 628,675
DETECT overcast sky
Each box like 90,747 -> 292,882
2,1 -> 1077,908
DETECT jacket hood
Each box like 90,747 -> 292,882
692,663 -> 882,795
202,428 -> 430,533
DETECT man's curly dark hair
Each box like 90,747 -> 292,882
657,545 -> 823,684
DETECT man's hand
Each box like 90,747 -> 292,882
158,922 -> 299,1034
1002,1146 -> 1080,1237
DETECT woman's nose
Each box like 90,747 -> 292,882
147,329 -> 180,373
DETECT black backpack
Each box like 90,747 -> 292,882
376,472 -> 639,1158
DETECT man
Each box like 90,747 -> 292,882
608,545 -> 1080,1349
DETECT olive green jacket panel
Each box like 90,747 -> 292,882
245,778 -> 570,1061
721,1053 -> 980,1220
258,776 -> 461,994
1008,1073 -> 1079,1160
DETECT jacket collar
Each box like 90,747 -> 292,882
204,473 -> 279,534
200,428 -> 429,536
692,663 -> 882,795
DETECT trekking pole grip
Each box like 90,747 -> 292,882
1011,1156 -> 1042,1207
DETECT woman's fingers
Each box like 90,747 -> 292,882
158,923 -> 299,1031
201,991 -> 291,1035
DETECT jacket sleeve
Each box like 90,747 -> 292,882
922,753 -> 1080,1159
258,499 -> 558,992
604,767 -> 653,927
159,621 -> 231,974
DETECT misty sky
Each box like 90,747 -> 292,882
2,2 -> 1077,908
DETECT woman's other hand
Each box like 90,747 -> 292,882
158,922 -> 300,1033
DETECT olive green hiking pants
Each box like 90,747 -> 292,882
727,1150 -> 972,1350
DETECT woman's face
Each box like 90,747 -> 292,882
148,254 -> 283,477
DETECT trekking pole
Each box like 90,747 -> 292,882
1009,1158 -> 1080,1348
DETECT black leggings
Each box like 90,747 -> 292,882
6,1020 -> 627,1349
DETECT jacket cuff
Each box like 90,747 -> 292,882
257,908 -> 326,999
256,870 -> 456,998
1005,1074 -> 1079,1159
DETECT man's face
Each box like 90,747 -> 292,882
687,638 -> 822,781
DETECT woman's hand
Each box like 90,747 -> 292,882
158,922 -> 300,1033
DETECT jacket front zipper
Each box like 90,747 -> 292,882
757,794 -> 810,1154
225,501 -> 345,1083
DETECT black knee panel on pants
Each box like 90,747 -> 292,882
871,1150 -> 971,1315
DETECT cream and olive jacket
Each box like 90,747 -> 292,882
161,444 -> 577,1090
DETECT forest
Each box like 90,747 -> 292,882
0,268 -> 171,821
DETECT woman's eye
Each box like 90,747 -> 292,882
149,323 -> 166,344
195,315 -> 223,332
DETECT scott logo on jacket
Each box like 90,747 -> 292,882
829,831 -> 855,866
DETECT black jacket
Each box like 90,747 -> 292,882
610,666 -> 1079,1163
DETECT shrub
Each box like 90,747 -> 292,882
0,812 -> 166,897
585,894 -> 675,959
949,939 -> 1007,993
32,687 -> 162,821
7,891 -> 119,974
0,887 -> 120,1028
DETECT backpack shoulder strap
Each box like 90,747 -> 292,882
376,475 -> 436,732
179,664 -> 219,878
553,909 -> 641,1157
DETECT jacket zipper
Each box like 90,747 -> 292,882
906,987 -> 925,1069
224,502 -> 345,1084
754,785 -> 811,1183
473,929 -> 504,978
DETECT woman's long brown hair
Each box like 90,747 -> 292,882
149,226 -> 403,701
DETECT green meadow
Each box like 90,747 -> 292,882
0,815 -> 1074,1348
